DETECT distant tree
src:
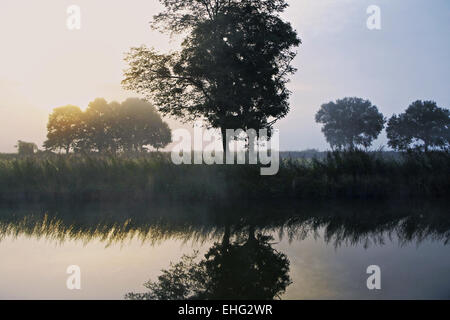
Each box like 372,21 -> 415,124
386,100 -> 450,152
118,98 -> 172,152
82,98 -> 119,153
44,105 -> 83,154
122,0 -> 301,155
315,97 -> 385,150
15,140 -> 38,156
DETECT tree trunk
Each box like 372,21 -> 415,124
247,225 -> 256,243
221,127 -> 228,162
222,224 -> 230,247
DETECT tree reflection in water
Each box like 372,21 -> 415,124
126,226 -> 291,300
0,200 -> 448,300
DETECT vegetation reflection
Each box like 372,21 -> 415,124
1,200 -> 448,300
126,226 -> 291,300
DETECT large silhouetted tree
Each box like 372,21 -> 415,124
315,97 -> 385,150
386,100 -> 449,152
44,105 -> 83,154
122,0 -> 300,154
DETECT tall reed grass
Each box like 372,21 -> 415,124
0,151 -> 448,202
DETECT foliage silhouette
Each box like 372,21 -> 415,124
122,0 -> 300,154
387,100 -> 449,152
315,97 -> 385,150
44,98 -> 171,154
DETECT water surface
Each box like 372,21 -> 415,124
0,200 -> 449,299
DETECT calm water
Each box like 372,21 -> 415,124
0,200 -> 449,300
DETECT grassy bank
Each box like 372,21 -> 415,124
0,151 -> 448,202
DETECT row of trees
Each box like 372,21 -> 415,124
315,98 -> 449,151
44,98 -> 172,154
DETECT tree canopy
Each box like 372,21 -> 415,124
122,0 -> 300,152
386,100 -> 449,151
44,98 -> 172,154
315,97 -> 386,150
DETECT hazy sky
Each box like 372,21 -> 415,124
0,0 -> 449,152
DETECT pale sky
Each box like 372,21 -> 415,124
0,0 -> 449,152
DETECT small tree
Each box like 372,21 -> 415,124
315,97 -> 385,150
387,100 -> 450,152
15,140 -> 38,156
44,105 -> 83,154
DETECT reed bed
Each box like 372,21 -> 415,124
0,151 -> 448,202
